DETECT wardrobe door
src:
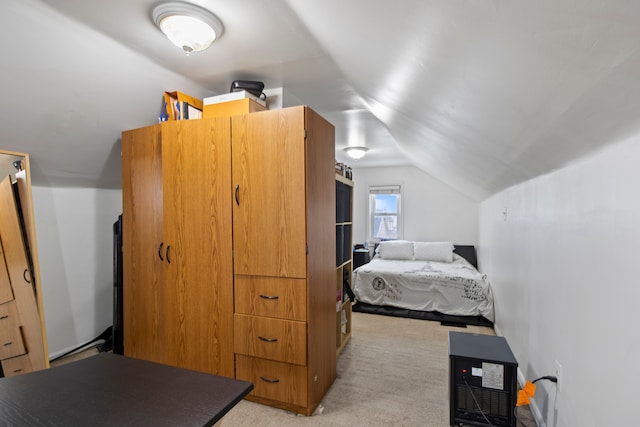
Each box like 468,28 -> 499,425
0,240 -> 13,304
231,106 -> 337,415
122,125 -> 166,364
0,176 -> 46,372
232,107 -> 307,279
160,119 -> 234,376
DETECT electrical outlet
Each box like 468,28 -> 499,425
555,360 -> 563,392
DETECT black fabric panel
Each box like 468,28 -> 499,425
352,302 -> 493,328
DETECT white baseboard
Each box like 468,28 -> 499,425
494,324 -> 545,427
48,340 -> 105,362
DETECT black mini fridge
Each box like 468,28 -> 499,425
448,332 -> 518,427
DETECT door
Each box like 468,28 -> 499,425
232,107 -> 307,278
0,176 -> 46,372
122,119 -> 234,376
161,119 -> 234,376
122,125 -> 165,364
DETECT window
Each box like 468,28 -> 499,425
368,185 -> 402,242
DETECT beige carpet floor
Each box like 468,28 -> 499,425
219,312 -> 536,427
51,312 -> 535,426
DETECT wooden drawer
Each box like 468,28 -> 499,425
234,276 -> 306,321
0,301 -> 27,360
234,314 -> 306,365
236,354 -> 307,407
1,353 -> 33,377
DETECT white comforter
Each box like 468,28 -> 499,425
353,254 -> 495,322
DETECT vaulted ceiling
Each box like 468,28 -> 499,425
2,0 -> 639,200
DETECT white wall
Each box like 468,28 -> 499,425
478,137 -> 640,427
32,186 -> 122,358
351,165 -> 478,247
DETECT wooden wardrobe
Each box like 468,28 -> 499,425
122,106 -> 336,415
0,172 -> 48,377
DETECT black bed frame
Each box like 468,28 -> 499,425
352,245 -> 493,327
453,245 -> 477,269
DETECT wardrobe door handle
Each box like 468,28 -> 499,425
258,336 -> 278,343
166,245 -> 171,264
260,376 -> 280,383
23,269 -> 31,283
158,242 -> 164,261
259,294 -> 279,300
235,185 -> 240,205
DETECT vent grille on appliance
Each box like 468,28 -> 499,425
456,385 -> 510,425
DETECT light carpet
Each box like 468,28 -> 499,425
219,312 -> 535,427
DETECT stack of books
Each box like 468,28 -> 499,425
160,91 -> 203,121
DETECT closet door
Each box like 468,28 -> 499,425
232,107 -> 307,278
160,119 -> 234,376
122,125 -> 165,364
0,239 -> 13,304
0,176 -> 46,373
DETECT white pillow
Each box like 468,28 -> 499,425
413,241 -> 454,263
376,240 -> 414,260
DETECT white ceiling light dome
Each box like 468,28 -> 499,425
152,2 -> 224,54
344,146 -> 369,160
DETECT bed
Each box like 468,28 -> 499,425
352,241 -> 494,326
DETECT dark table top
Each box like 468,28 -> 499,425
0,353 -> 253,427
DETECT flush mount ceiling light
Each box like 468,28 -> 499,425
344,146 -> 369,160
152,2 -> 224,54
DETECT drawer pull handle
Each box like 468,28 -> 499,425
3,342 -> 13,346
0,315 -> 8,320
12,369 -> 22,374
259,294 -> 279,300
258,336 -> 278,343
260,376 -> 280,384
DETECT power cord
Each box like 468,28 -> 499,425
49,326 -> 113,363
460,375 -> 558,427
462,375 -> 558,427
515,375 -> 558,426
533,375 -> 558,384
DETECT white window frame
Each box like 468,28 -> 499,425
367,184 -> 403,243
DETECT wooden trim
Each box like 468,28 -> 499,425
335,173 -> 353,186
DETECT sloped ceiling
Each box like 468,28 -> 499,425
2,0 -> 639,200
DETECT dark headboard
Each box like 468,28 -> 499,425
453,245 -> 477,269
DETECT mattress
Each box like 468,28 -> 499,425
353,254 -> 495,322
